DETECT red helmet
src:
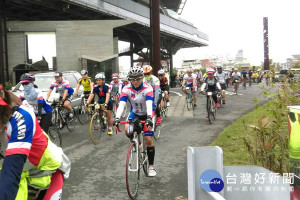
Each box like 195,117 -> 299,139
144,65 -> 153,73
112,73 -> 119,79
206,68 -> 214,75
212,67 -> 216,70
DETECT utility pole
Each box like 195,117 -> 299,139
263,17 -> 269,70
150,0 -> 161,76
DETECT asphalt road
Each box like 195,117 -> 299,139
60,82 -> 272,200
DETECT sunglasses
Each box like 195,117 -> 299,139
21,82 -> 29,86
159,74 -> 164,76
144,73 -> 151,76
129,77 -> 143,82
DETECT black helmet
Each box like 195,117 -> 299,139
54,72 -> 62,77
20,73 -> 35,83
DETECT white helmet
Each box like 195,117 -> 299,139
128,66 -> 144,77
158,69 -> 165,75
186,68 -> 193,73
95,73 -> 105,80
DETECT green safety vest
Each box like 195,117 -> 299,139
288,108 -> 300,159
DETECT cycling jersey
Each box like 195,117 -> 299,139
200,77 -> 221,92
0,105 -> 70,199
50,79 -> 74,97
144,75 -> 160,106
183,73 -> 197,85
78,77 -> 92,92
117,82 -> 153,117
92,84 -> 112,104
19,90 -> 52,115
214,72 -> 227,84
232,72 -> 241,80
109,79 -> 123,95
159,77 -> 168,87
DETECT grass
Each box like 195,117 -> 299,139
210,100 -> 286,166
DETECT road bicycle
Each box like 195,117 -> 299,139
47,125 -> 62,147
160,92 -> 168,118
205,91 -> 217,124
216,91 -> 223,108
117,119 -> 149,200
77,93 -> 93,124
89,103 -> 107,145
185,86 -> 194,111
51,100 -> 77,132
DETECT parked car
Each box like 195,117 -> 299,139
12,71 -> 84,108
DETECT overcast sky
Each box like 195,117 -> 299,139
173,0 -> 300,67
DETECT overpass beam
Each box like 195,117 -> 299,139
150,0 -> 161,76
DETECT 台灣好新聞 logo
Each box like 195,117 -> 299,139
199,169 -> 224,192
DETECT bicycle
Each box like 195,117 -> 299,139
232,79 -> 239,95
204,91 -> 216,124
116,119 -> 149,200
160,92 -> 168,118
47,117 -> 62,147
89,103 -> 107,145
77,93 -> 93,124
216,91 -> 223,108
51,100 -> 77,132
185,86 -> 194,111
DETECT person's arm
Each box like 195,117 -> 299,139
62,89 -> 68,102
74,83 -> 80,97
115,90 -> 128,119
46,89 -> 52,101
90,80 -> 94,94
105,92 -> 110,105
0,154 -> 27,200
182,80 -> 186,87
87,87 -> 95,105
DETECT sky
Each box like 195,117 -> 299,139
27,0 -> 300,70
173,0 -> 300,67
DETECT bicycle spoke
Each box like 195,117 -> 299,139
47,128 -> 62,147
90,113 -> 102,145
126,142 -> 140,199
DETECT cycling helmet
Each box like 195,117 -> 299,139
54,72 -> 62,77
158,69 -> 165,75
217,66 -> 222,69
212,66 -> 217,70
20,73 -> 35,83
128,66 -> 144,77
186,68 -> 193,73
112,73 -> 119,79
206,68 -> 214,75
81,70 -> 88,75
144,65 -> 153,73
95,73 -> 105,80
234,68 -> 238,71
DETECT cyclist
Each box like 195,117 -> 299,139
241,69 -> 248,88
252,71 -> 259,83
109,73 -> 123,105
46,72 -> 74,119
214,66 -> 228,104
248,70 -> 253,86
231,68 -> 241,94
19,73 -> 53,133
182,68 -> 197,107
86,73 -> 114,135
200,68 -> 222,116
158,69 -> 170,107
0,85 -> 70,200
74,70 -> 93,99
143,65 -> 162,124
113,66 -> 157,177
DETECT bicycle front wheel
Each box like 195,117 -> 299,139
89,113 -> 102,145
48,127 -> 62,147
126,142 -> 140,199
67,109 -> 77,132
78,99 -> 90,124
186,95 -> 191,111
207,98 -> 213,124
153,124 -> 161,140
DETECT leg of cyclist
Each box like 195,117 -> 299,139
221,84 -> 226,104
165,85 -> 170,107
106,101 -> 114,135
63,97 -> 73,118
41,170 -> 64,200
192,87 -> 197,107
155,94 -> 162,124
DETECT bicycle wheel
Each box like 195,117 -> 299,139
141,139 -> 149,176
211,100 -> 216,119
186,94 -> 191,111
51,109 -> 60,130
153,124 -> 161,140
126,142 -> 140,199
66,109 -> 77,132
89,113 -> 102,145
47,127 -> 62,147
207,98 -> 213,124
78,99 -> 90,125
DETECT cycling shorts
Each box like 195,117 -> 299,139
127,112 -> 155,137
185,83 -> 197,94
220,83 -> 227,90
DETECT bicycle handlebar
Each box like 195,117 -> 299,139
116,120 -> 146,132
